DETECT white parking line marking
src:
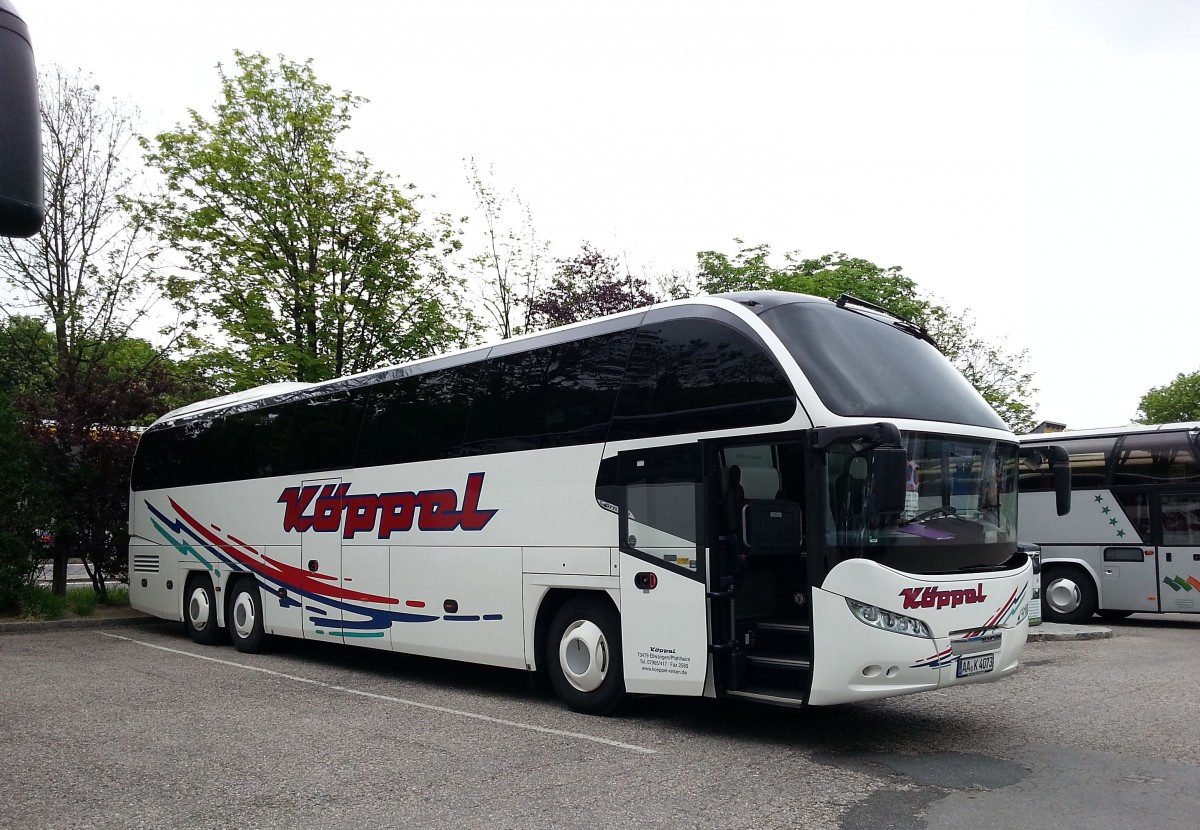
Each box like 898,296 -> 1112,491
100,632 -> 655,754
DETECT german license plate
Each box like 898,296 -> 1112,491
956,653 -> 995,678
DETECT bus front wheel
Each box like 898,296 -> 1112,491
184,574 -> 222,645
228,579 -> 268,653
1042,565 -> 1098,624
546,596 -> 625,716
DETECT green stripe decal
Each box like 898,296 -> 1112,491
151,518 -> 213,571
314,629 -> 385,639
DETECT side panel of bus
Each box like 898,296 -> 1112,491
1022,488 -> 1200,615
1020,429 -> 1200,618
1021,489 -> 1159,614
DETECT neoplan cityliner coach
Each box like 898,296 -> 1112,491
1019,423 -> 1200,623
129,291 -> 1069,714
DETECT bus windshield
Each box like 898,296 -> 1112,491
824,432 -> 1019,574
760,300 -> 1008,430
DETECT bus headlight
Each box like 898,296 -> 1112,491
847,599 -> 933,639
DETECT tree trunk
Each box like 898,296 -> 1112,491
51,536 -> 68,596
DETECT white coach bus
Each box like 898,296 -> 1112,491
129,291 -> 1066,714
1019,423 -> 1200,623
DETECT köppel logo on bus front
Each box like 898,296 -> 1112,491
277,472 -> 498,538
898,584 -> 988,611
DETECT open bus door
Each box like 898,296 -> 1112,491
616,443 -> 710,697
708,439 -> 813,704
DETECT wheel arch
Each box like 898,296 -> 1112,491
1040,556 -> 1101,601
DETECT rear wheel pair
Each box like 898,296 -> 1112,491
183,574 -> 267,652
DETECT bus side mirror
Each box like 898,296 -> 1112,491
1047,445 -> 1071,516
0,2 -> 44,238
871,446 -> 908,516
1020,444 -> 1071,516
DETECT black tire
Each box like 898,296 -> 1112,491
228,579 -> 269,653
183,574 -> 222,645
546,596 -> 625,716
1041,565 -> 1098,624
1097,609 -> 1134,621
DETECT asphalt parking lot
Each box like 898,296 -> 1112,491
2,615 -> 1197,830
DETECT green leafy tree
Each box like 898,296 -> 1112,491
0,316 -> 191,600
0,67 -> 176,598
697,241 -> 933,322
694,240 -> 1037,432
140,51 -> 472,389
1137,370 -> 1200,424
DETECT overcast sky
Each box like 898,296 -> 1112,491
22,0 -> 1200,430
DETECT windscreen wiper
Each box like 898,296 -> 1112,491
834,293 -> 939,348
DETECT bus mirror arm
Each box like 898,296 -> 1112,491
1018,444 -> 1071,516
1047,445 -> 1071,516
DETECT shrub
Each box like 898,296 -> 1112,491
66,586 -> 98,616
18,586 -> 67,621
0,397 -> 53,612
102,586 -> 130,607
0,534 -> 41,613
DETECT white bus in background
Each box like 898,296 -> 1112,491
129,291 -> 1067,714
1019,423 -> 1200,623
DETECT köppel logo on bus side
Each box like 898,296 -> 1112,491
899,584 -> 987,611
278,472 -> 498,538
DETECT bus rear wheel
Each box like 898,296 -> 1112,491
184,574 -> 222,645
228,579 -> 268,653
546,596 -> 625,716
1042,565 -> 1098,624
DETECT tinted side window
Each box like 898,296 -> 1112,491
356,366 -> 477,467
464,331 -> 634,454
1017,452 -> 1050,493
1161,492 -> 1200,546
1112,432 -> 1200,487
1019,437 -> 1114,493
1067,438 -> 1116,488
1112,490 -> 1153,543
220,403 -> 294,481
609,318 -> 795,441
281,392 -> 365,475
131,415 -> 223,491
